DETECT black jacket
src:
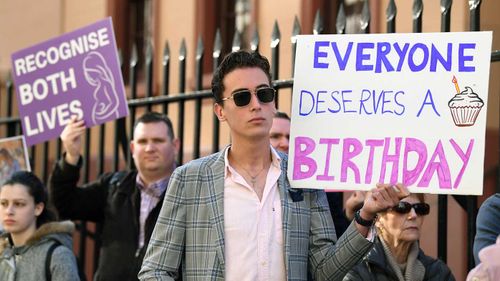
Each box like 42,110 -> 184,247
343,237 -> 455,281
326,192 -> 350,237
50,157 -> 166,281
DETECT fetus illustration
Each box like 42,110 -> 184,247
83,51 -> 120,124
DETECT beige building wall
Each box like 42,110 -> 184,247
0,0 -> 106,78
0,0 -> 61,77
63,1 -> 107,31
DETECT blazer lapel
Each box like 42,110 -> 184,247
278,156 -> 292,275
207,149 -> 227,269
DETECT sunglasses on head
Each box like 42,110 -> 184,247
220,87 -> 276,107
392,201 -> 430,216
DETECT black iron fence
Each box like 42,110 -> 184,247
1,0 -> 499,278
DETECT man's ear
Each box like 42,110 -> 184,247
130,141 -> 135,155
172,138 -> 181,154
214,103 -> 226,122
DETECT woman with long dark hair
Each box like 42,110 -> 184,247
0,171 -> 79,280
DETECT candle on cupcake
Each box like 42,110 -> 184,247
452,75 -> 460,94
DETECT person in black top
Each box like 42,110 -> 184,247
50,112 -> 179,281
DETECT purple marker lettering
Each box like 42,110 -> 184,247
449,139 -> 474,188
418,140 -> 452,188
293,136 -> 317,180
316,138 -> 340,181
341,138 -> 362,183
403,138 -> 427,186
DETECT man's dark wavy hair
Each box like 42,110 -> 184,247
211,51 -> 272,104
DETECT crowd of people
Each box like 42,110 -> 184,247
0,50 -> 497,281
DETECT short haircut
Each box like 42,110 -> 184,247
212,51 -> 272,104
274,111 -> 290,120
133,112 -> 175,140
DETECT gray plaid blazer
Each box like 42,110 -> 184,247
139,147 -> 373,281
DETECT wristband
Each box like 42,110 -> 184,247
354,210 -> 375,227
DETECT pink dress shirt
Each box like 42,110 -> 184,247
224,147 -> 286,281
136,175 -> 170,248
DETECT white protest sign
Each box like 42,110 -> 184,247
288,32 -> 492,195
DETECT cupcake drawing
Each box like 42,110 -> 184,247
448,76 -> 484,127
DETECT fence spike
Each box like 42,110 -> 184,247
251,28 -> 259,53
441,0 -> 452,12
232,30 -> 241,52
145,39 -> 154,105
5,72 -> 13,118
196,36 -> 204,60
292,15 -> 301,42
163,41 -> 170,64
195,36 -> 204,89
469,0 -> 481,9
161,41 -> 170,103
469,0 -> 482,31
291,16 -> 301,77
336,1 -> 346,34
213,28 -> 222,59
6,71 -> 12,87
361,0 -> 371,33
129,44 -> 138,99
386,0 -> 397,33
271,20 -> 281,103
313,9 -> 323,35
271,20 -> 281,48
146,39 -> 154,64
413,0 -> 423,33
130,44 -> 138,67
440,0 -> 452,32
413,0 -> 423,19
179,38 -> 187,60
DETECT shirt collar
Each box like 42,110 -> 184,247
136,174 -> 170,198
224,145 -> 282,178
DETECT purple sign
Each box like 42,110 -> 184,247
10,17 -> 128,146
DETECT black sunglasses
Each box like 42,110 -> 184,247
220,87 -> 275,107
392,202 -> 430,216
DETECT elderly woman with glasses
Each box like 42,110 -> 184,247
343,192 -> 455,281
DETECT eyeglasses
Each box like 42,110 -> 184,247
392,202 -> 430,216
219,87 -> 275,107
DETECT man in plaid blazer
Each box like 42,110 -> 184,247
139,51 -> 408,281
